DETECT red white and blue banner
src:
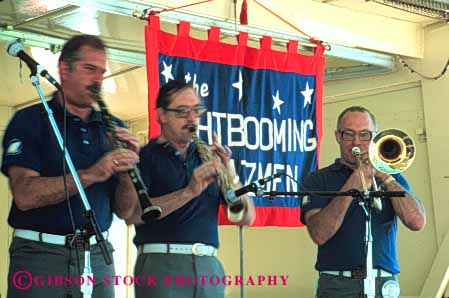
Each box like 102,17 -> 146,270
145,15 -> 325,227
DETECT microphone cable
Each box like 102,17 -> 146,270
60,89 -> 83,294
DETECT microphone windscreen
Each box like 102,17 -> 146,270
352,147 -> 361,156
6,41 -> 23,57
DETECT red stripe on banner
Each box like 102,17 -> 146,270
218,205 -> 304,227
145,15 -> 161,139
152,27 -> 322,75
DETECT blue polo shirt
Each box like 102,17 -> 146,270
1,96 -> 122,235
300,159 -> 412,274
134,139 -> 222,248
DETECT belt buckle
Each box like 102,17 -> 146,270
351,268 -> 366,279
192,243 -> 206,256
65,234 -> 84,248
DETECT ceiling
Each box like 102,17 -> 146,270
316,0 -> 438,23
0,0 -> 444,120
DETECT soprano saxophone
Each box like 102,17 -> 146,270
188,126 -> 245,222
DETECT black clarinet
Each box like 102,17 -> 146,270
94,93 -> 162,222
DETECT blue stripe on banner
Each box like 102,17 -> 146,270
253,196 -> 299,208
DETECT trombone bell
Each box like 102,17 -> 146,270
369,129 -> 415,174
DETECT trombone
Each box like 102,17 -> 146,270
369,128 -> 415,174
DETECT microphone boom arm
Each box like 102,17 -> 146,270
260,190 -> 405,198
224,173 -> 282,205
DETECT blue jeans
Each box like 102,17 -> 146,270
7,237 -> 115,298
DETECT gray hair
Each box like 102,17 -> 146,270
336,106 -> 378,131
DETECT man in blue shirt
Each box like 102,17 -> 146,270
300,106 -> 426,298
2,35 -> 139,297
124,80 -> 256,298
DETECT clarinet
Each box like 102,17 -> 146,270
95,93 -> 162,222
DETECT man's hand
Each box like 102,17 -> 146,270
359,151 -> 394,186
209,132 -> 239,183
83,148 -> 139,184
347,168 -> 373,190
185,159 -> 219,198
349,150 -> 374,190
115,127 -> 140,155
210,133 -> 232,168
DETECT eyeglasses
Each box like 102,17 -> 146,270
163,106 -> 207,118
339,129 -> 374,141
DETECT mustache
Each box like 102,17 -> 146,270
184,124 -> 197,133
86,83 -> 101,95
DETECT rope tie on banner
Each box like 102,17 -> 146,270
252,0 -> 322,47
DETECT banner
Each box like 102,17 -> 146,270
145,16 -> 325,226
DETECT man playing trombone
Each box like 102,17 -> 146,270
300,106 -> 426,298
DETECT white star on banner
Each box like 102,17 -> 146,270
184,72 -> 192,83
272,90 -> 284,115
301,82 -> 314,107
161,61 -> 174,83
232,70 -> 243,102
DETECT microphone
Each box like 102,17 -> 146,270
6,41 -> 62,90
224,173 -> 282,206
352,147 -> 361,156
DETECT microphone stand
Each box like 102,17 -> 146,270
353,153 -> 376,298
27,72 -> 111,298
